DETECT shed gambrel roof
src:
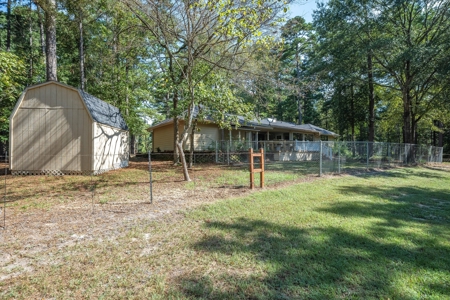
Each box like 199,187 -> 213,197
10,81 -> 128,131
79,90 -> 128,131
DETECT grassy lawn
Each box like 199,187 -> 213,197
2,166 -> 450,299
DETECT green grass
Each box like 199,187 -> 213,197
209,163 -> 312,188
2,167 -> 450,299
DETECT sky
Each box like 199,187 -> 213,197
289,0 -> 324,23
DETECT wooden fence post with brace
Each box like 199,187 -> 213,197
249,148 -> 265,189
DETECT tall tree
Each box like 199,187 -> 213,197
125,0 -> 289,181
313,0 -> 379,142
6,0 -> 12,51
373,0 -> 450,144
280,16 -> 316,125
62,0 -> 107,90
0,51 -> 26,146
34,0 -> 57,81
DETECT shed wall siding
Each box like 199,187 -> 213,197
93,123 -> 129,172
11,85 -> 92,171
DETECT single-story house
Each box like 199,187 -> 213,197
147,115 -> 338,154
9,81 -> 129,175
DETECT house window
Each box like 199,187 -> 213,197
321,136 -> 329,141
293,133 -> 303,140
304,134 -> 313,141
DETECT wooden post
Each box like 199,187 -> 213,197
250,148 -> 254,189
249,148 -> 264,189
260,148 -> 264,188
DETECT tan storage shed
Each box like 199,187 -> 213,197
9,81 -> 129,175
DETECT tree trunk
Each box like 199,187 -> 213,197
350,84 -> 355,141
433,121 -> 437,146
6,0 -> 11,51
367,51 -> 375,143
44,0 -> 58,81
296,43 -> 302,125
402,60 -> 413,144
29,0 -> 34,82
297,98 -> 303,125
189,120 -> 197,168
130,135 -> 136,156
173,117 -> 180,164
438,120 -> 443,147
38,6 -> 46,63
402,89 -> 412,144
173,92 -> 179,164
79,16 -> 85,90
176,138 -> 191,181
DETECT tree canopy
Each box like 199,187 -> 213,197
1,0 -> 449,176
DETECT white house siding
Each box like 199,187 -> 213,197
93,122 -> 129,174
10,84 -> 92,174
274,152 -> 321,161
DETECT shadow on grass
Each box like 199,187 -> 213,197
178,217 -> 450,299
327,185 -> 450,226
351,168 -> 448,180
176,183 -> 450,299
316,183 -> 450,249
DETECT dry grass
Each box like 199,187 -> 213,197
0,158 -> 316,285
1,160 -> 449,299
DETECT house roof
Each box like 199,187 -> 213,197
148,115 -> 338,137
297,124 -> 339,137
79,90 -> 128,130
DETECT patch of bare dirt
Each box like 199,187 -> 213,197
0,158 -> 419,282
0,159 -> 325,282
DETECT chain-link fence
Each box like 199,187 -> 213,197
151,140 -> 444,181
443,154 -> 450,163
133,134 -> 152,155
0,141 -> 445,231
1,154 -> 7,228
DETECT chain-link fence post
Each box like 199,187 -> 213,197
366,141 -> 369,169
3,152 -> 6,229
227,142 -> 230,165
319,141 -> 323,177
387,143 -> 390,167
215,141 -> 218,163
338,142 -> 341,174
90,167 -> 94,215
148,149 -> 153,204
404,144 -> 407,165
428,146 -> 432,163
